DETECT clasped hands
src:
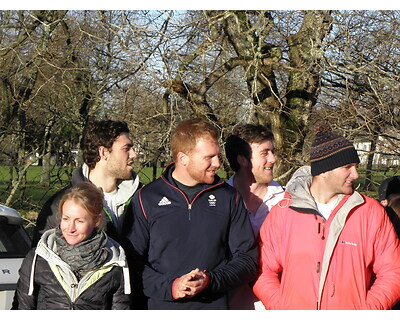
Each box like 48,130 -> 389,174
172,268 -> 210,299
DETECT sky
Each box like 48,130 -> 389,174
1,1 -> 399,10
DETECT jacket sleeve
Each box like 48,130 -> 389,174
124,191 -> 167,301
205,191 -> 259,294
125,191 -> 176,301
111,268 -> 131,310
253,206 -> 283,309
118,192 -> 148,309
11,249 -> 38,310
366,205 -> 400,309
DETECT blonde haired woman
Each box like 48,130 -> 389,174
12,182 -> 131,310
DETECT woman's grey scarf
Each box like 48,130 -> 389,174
54,227 -> 109,280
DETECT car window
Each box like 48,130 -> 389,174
0,223 -> 30,258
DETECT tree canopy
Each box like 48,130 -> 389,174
1,10 -> 400,208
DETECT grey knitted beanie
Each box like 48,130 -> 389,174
310,123 -> 360,176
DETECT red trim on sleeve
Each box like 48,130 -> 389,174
138,189 -> 148,220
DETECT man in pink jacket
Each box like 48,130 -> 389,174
253,122 -> 400,309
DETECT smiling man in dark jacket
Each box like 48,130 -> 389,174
126,118 -> 258,309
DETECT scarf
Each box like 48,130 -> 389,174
54,227 -> 109,280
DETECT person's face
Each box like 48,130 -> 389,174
321,163 -> 359,196
106,132 -> 137,180
185,137 -> 221,186
60,199 -> 100,245
248,140 -> 276,184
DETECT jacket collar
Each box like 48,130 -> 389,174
77,163 -> 140,204
29,229 -> 131,296
36,228 -> 128,268
286,166 -> 318,214
285,166 -> 364,216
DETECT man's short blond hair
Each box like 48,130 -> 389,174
170,118 -> 219,160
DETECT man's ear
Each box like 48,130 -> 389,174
237,154 -> 249,168
177,151 -> 188,166
98,146 -> 109,160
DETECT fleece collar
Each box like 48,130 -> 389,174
80,163 -> 140,205
28,229 -> 131,296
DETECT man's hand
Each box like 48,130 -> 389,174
172,268 -> 210,299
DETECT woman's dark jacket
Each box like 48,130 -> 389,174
12,230 -> 131,310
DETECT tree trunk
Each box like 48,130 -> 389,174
5,162 -> 31,207
40,152 -> 51,187
364,136 -> 378,191
40,120 -> 54,186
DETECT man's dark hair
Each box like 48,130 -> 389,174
225,124 -> 274,172
81,119 -> 130,169
379,176 -> 400,202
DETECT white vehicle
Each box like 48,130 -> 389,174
0,205 -> 31,310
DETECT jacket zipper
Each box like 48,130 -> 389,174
317,220 -> 326,240
186,185 -> 220,221
70,283 -> 78,304
315,213 -> 325,309
103,207 -> 114,223
162,175 -> 224,221
70,269 -> 98,306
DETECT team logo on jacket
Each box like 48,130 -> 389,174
341,240 -> 357,247
208,194 -> 217,207
158,196 -> 171,206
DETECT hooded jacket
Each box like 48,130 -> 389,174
253,166 -> 400,310
12,229 -> 131,310
127,163 -> 258,309
32,163 -> 141,246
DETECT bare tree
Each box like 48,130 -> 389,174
319,10 -> 400,191
149,10 -> 333,181
0,10 -> 68,205
2,10 -> 400,212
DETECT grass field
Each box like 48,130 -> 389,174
0,166 -> 72,208
0,164 -> 398,232
0,165 -> 167,235
0,165 -> 166,209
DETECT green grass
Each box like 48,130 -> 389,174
136,166 -> 165,185
0,165 -> 164,219
0,166 -> 73,216
354,167 -> 400,199
0,166 -> 74,235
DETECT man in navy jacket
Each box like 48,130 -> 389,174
126,118 -> 258,309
